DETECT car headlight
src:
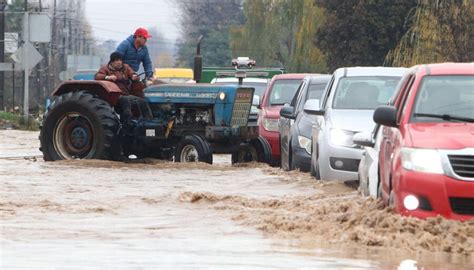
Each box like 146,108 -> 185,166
329,129 -> 354,147
298,136 -> 312,155
263,118 -> 279,132
401,148 -> 444,174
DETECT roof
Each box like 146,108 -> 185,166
306,74 -> 332,84
414,62 -> 474,76
272,73 -> 316,80
334,67 -> 408,77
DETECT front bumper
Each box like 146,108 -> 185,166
394,169 -> 473,221
293,146 -> 311,172
259,127 -> 280,160
319,141 -> 363,181
205,125 -> 259,141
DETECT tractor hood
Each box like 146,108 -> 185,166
144,84 -> 255,127
145,84 -> 226,104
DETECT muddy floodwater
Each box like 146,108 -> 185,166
1,130 -> 473,269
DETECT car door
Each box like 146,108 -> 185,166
290,80 -> 310,151
379,74 -> 416,198
280,80 -> 305,169
312,75 -> 335,148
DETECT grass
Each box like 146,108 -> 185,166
0,111 -> 40,131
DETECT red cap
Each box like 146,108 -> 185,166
134,28 -> 152,38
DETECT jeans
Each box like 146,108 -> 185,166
116,95 -> 152,121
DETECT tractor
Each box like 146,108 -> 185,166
39,37 -> 271,164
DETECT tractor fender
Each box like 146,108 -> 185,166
51,80 -> 123,106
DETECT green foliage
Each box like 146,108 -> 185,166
0,111 -> 39,131
386,0 -> 474,66
230,0 -> 327,73
175,0 -> 245,67
315,0 -> 417,71
0,111 -> 21,122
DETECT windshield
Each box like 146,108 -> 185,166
268,79 -> 302,105
332,76 -> 401,110
306,83 -> 328,101
412,75 -> 474,122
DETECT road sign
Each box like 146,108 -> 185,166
5,32 -> 18,54
10,42 -> 43,70
29,13 -> 51,43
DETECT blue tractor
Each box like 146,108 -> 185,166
39,38 -> 271,164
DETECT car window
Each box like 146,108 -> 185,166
290,81 -> 305,107
396,75 -> 416,122
322,75 -> 335,109
306,83 -> 328,101
296,82 -> 327,112
268,79 -> 302,106
332,76 -> 402,110
411,75 -> 474,122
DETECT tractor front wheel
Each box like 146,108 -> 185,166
175,135 -> 213,164
40,91 -> 120,161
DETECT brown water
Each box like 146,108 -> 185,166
0,130 -> 473,269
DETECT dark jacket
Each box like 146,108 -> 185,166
115,35 -> 153,78
95,63 -> 136,95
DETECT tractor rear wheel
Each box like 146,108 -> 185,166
175,135 -> 213,164
231,136 -> 271,165
40,91 -> 120,161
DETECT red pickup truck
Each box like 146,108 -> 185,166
374,62 -> 474,221
258,74 -> 310,165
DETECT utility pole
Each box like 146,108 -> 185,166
23,0 -> 29,121
0,0 -> 6,110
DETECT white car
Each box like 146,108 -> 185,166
353,126 -> 382,197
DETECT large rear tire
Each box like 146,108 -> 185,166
175,135 -> 213,164
40,91 -> 121,161
232,136 -> 271,165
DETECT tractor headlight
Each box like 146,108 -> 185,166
263,118 -> 279,132
298,136 -> 312,155
218,92 -> 226,101
329,129 -> 354,147
401,148 -> 444,174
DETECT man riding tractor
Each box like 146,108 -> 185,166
95,52 -> 152,127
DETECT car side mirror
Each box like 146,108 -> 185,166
303,99 -> 324,115
253,95 -> 260,107
353,132 -> 375,148
373,106 -> 398,128
280,106 -> 296,120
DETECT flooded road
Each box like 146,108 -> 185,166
1,130 -> 473,269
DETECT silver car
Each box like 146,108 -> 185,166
306,67 -> 407,181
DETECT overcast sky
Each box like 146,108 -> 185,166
84,0 -> 181,44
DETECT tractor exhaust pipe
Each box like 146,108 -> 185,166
193,35 -> 204,83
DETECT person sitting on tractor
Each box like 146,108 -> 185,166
95,52 -> 152,125
115,27 -> 154,81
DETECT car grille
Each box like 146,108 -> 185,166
230,88 -> 253,127
448,155 -> 474,178
449,197 -> 474,215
